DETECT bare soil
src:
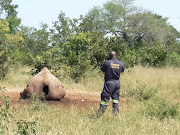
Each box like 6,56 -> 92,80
1,91 -> 127,108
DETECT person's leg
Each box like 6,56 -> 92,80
111,80 -> 120,115
97,81 -> 115,117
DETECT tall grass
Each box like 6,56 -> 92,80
121,66 -> 180,101
1,104 -> 180,135
1,65 -> 180,98
1,65 -> 180,134
0,64 -> 32,91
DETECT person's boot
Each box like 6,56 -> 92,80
96,105 -> 107,118
112,103 -> 119,116
112,108 -> 119,116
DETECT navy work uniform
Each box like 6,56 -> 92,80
99,58 -> 124,115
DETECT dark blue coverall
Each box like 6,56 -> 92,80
99,58 -> 124,115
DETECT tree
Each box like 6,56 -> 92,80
79,7 -> 103,33
113,0 -> 135,42
127,12 -> 180,47
88,32 -> 109,67
61,32 -> 91,81
108,36 -> 137,67
50,12 -> 79,46
80,0 -> 135,38
0,0 -> 21,32
0,0 -> 18,18
20,24 -> 50,56
0,19 -> 24,78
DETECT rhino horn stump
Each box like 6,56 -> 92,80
20,67 -> 66,101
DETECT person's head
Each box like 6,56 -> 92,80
109,51 -> 116,59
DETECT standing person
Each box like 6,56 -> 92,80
97,51 -> 125,117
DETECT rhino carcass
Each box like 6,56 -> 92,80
20,67 -> 66,100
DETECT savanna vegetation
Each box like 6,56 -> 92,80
0,0 -> 180,134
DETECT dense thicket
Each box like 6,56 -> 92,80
0,0 -> 180,81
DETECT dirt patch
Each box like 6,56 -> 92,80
1,91 -> 127,108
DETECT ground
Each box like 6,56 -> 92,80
3,90 -> 126,108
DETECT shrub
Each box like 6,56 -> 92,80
0,20 -> 24,79
126,84 -> 157,101
61,33 -> 92,82
167,52 -> 180,67
16,120 -> 38,135
108,37 -> 138,68
121,49 -> 137,68
138,46 -> 168,67
140,96 -> 180,120
0,87 -> 13,133
30,94 -> 47,111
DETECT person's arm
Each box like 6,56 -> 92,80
101,61 -> 107,72
121,63 -> 125,73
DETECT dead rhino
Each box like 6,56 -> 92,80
20,67 -> 66,100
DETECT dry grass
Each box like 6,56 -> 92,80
0,64 -> 32,91
1,65 -> 180,135
2,104 -> 180,135
121,66 -> 180,101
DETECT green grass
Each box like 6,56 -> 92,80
1,65 -> 180,134
1,103 -> 180,135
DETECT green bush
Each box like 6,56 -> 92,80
138,46 -> 168,67
0,88 -> 13,133
30,94 -> 47,111
126,84 -> 157,101
10,48 -> 33,65
16,120 -> 37,135
30,44 -> 62,74
0,46 -> 9,79
88,32 -> 109,68
108,37 -> 138,68
167,52 -> 180,67
61,33 -> 92,82
121,49 -> 137,68
140,96 -> 180,120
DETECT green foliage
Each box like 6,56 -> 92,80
80,7 -> 102,33
51,11 -> 79,45
121,49 -> 137,68
138,46 -> 168,66
167,52 -> 180,67
16,120 -> 37,135
0,53 -> 8,79
0,88 -> 38,135
20,24 -> 50,56
88,32 -> 109,67
30,44 -> 62,76
140,97 -> 180,120
1,0 -> 180,83
10,47 -> 33,65
0,0 -> 18,18
61,33 -> 92,82
0,87 -> 13,133
126,84 -> 157,101
127,12 -> 179,46
108,37 -> 137,68
7,16 -> 21,32
0,19 -> 24,79
30,94 -> 47,111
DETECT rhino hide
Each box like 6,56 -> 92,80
20,67 -> 66,100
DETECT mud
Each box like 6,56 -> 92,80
1,91 -> 126,108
